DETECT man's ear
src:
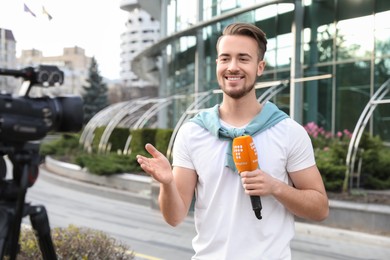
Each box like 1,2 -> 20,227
257,60 -> 266,76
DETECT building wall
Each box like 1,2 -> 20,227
120,8 -> 160,91
133,0 -> 390,142
0,28 -> 19,93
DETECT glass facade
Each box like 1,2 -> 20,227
136,0 -> 390,142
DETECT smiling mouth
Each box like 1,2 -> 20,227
225,76 -> 243,81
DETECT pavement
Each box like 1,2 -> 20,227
38,159 -> 390,251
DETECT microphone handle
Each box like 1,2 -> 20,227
250,195 -> 262,219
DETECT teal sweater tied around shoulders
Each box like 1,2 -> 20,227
189,101 -> 289,172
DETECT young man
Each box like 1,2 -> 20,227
137,22 -> 329,259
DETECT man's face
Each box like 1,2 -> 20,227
216,35 -> 265,99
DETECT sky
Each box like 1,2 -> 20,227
0,0 -> 128,80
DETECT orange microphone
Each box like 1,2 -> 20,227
232,135 -> 262,219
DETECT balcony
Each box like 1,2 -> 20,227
119,0 -> 161,21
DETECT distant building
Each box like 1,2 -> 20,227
119,3 -> 160,99
17,46 -> 91,96
0,28 -> 18,93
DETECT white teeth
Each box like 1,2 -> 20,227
227,77 -> 241,81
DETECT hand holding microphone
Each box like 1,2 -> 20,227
232,135 -> 262,220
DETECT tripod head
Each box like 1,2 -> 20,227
0,142 -> 41,201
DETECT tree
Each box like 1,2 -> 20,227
82,57 -> 108,124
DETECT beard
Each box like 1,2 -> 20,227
220,81 -> 256,99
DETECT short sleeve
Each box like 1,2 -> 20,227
286,121 -> 316,173
172,123 -> 196,170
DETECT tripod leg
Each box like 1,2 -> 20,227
7,164 -> 30,260
0,208 -> 11,259
29,205 -> 57,260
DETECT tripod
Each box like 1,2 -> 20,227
0,142 -> 57,260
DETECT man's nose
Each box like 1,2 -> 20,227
227,59 -> 239,71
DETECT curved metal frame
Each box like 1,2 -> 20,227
132,98 -> 172,130
80,101 -> 131,152
122,97 -> 174,154
166,91 -> 215,160
344,78 -> 390,191
98,98 -> 153,153
257,80 -> 289,104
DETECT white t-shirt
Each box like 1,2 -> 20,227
172,118 -> 316,260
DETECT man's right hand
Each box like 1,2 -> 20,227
136,143 -> 173,185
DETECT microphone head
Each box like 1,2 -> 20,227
232,135 -> 258,173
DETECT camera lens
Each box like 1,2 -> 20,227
37,71 -> 49,83
53,95 -> 84,132
49,71 -> 63,85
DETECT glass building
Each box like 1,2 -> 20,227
127,0 -> 390,143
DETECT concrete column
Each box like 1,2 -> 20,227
306,0 -> 319,123
157,0 -> 169,128
290,0 -> 304,123
194,0 -> 205,109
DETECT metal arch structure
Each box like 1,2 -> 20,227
132,97 -> 175,130
343,78 -> 390,192
122,97 -> 176,154
80,101 -> 133,152
118,110 -> 146,128
98,98 -> 157,153
257,80 -> 289,104
166,91 -> 216,161
79,96 -> 179,155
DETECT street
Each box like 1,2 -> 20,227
12,168 -> 390,260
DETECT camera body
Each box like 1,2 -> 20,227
0,65 -> 84,144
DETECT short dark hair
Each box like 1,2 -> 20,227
216,22 -> 267,60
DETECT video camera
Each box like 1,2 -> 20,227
0,65 -> 83,142
0,65 -> 84,259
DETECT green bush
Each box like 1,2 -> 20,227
305,122 -> 390,191
315,148 -> 346,192
130,128 -> 157,156
360,137 -> 390,189
90,127 -> 130,153
109,128 -> 131,152
305,122 -> 351,191
75,153 -> 142,175
40,128 -> 175,176
155,129 -> 173,155
72,128 -> 173,176
92,127 -> 106,152
40,134 -> 82,163
11,225 -> 134,259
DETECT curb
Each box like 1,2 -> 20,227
295,222 -> 390,247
